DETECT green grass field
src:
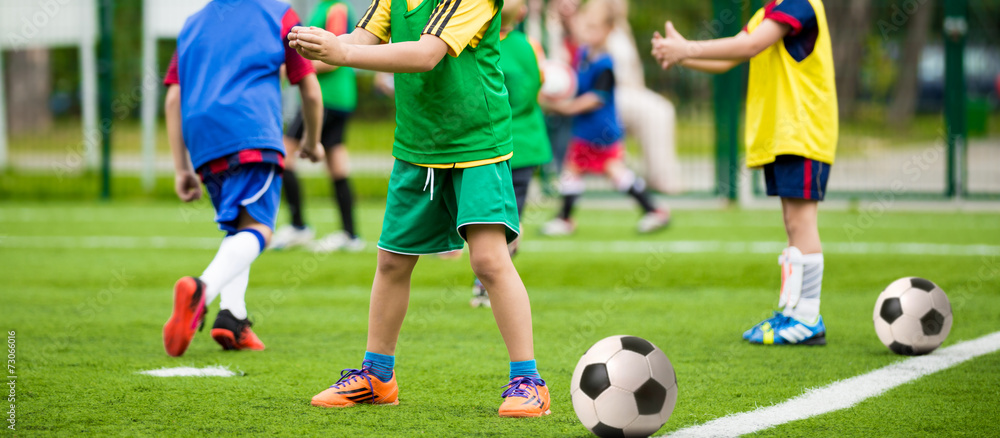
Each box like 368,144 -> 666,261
2,200 -> 999,436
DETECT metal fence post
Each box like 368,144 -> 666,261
99,0 -> 115,199
944,0 -> 967,199
713,0 -> 743,201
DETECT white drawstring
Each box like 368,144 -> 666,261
422,167 -> 435,200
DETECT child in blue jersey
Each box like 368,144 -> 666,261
162,0 -> 324,357
542,0 -> 669,236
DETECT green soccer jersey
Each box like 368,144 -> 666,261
500,30 -> 552,170
309,0 -> 357,112
389,0 -> 513,166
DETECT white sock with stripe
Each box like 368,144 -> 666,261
779,247 -> 824,323
219,268 -> 250,320
201,230 -> 265,307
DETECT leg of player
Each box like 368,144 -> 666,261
471,166 -> 535,309
605,159 -> 670,233
313,145 -> 365,253
542,166 -> 583,236
781,197 -> 824,322
465,224 -> 550,418
164,208 -> 271,357
209,209 -> 270,352
270,134 -> 315,249
744,198 -> 826,346
311,249 -> 416,408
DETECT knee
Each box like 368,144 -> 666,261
469,250 -> 509,283
377,251 -> 416,278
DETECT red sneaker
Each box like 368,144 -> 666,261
163,277 -> 207,357
210,310 -> 265,351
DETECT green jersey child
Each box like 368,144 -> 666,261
290,0 -> 551,417
470,0 -> 553,308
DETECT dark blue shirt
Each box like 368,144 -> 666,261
572,48 -> 623,146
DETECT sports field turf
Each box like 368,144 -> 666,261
2,200 -> 999,436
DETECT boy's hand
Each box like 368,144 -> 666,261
289,26 -> 347,65
175,171 -> 202,202
298,137 -> 325,163
540,98 -> 571,116
652,21 -> 691,70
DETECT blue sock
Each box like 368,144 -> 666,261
509,359 -> 541,381
363,351 -> 395,382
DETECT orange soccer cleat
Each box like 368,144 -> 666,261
311,363 -> 399,408
163,277 -> 207,357
210,310 -> 265,351
498,376 -> 551,417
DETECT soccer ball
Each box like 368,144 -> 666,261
570,336 -> 677,438
873,277 -> 953,355
539,60 -> 578,102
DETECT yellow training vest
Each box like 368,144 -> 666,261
744,0 -> 838,167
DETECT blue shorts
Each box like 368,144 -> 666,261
763,155 -> 831,201
203,163 -> 283,233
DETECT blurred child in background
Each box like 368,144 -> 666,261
470,0 -> 554,308
271,0 -> 365,253
542,0 -> 670,236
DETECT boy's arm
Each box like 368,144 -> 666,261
296,73 -> 325,162
679,58 -> 744,74
545,65 -> 614,116
542,92 -> 603,116
290,0 -> 495,73
164,85 -> 201,203
652,21 -> 788,70
292,27 -> 448,73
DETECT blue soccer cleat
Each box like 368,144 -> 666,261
742,311 -> 785,341
745,314 -> 826,345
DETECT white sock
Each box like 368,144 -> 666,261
780,248 -> 824,323
219,268 -> 250,320
201,230 -> 264,306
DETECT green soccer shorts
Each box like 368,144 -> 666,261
377,159 -> 520,255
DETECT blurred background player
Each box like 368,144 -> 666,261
541,0 -> 670,237
605,0 -> 682,195
161,0 -> 324,357
271,0 -> 364,253
653,0 -> 837,345
470,0 -> 554,308
289,0 -> 551,417
536,0 -> 579,178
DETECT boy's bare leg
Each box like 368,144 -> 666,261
327,145 -> 350,178
466,224 -> 534,362
365,249 -> 419,355
237,208 -> 273,243
781,198 -> 821,254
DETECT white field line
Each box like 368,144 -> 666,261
3,236 -> 999,257
666,331 -> 1000,438
138,365 -> 236,377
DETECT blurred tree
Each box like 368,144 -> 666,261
6,49 -> 53,133
888,0 -> 935,127
826,0 -> 873,119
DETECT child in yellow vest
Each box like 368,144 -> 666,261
653,0 -> 837,345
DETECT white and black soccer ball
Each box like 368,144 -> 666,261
570,336 -> 677,438
873,277 -> 953,356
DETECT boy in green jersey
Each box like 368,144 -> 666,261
290,0 -> 551,417
470,0 -> 553,309
273,0 -> 365,253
